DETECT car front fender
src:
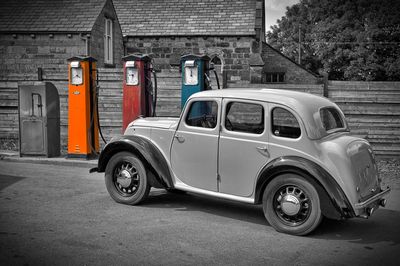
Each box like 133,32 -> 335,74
255,156 -> 355,220
95,135 -> 174,189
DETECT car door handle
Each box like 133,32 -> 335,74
174,134 -> 185,143
256,146 -> 270,157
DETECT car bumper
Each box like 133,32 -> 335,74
89,167 -> 99,173
354,187 -> 391,218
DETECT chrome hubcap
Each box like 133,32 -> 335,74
281,194 -> 301,216
274,185 -> 311,226
114,162 -> 140,196
117,169 -> 132,188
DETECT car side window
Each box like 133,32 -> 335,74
185,100 -> 218,129
225,102 -> 264,134
272,107 -> 301,138
320,107 -> 344,131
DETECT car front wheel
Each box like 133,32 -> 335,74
105,152 -> 150,205
262,174 -> 322,236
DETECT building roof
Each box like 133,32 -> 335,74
113,0 -> 257,37
0,0 -> 108,33
263,42 -> 322,78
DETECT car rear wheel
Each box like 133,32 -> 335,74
105,152 -> 150,205
262,174 -> 322,236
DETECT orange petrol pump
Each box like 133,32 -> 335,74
67,56 -> 99,158
122,54 -> 157,132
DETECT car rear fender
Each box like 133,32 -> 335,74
96,135 -> 173,189
255,156 -> 355,220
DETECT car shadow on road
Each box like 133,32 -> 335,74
0,175 -> 26,191
144,189 -> 400,243
144,189 -> 267,226
311,208 -> 400,245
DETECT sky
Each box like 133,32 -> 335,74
265,0 -> 300,31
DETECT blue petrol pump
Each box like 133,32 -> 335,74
180,54 -> 212,108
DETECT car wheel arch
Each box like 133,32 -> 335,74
98,136 -> 174,189
255,156 -> 355,220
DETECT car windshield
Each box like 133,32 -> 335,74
320,107 -> 346,133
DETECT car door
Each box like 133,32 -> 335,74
170,98 -> 221,191
218,99 -> 270,197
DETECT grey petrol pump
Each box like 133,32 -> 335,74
18,82 -> 60,157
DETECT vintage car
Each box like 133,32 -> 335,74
91,89 -> 390,235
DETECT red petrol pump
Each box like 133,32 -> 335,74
67,56 -> 100,158
122,54 -> 157,132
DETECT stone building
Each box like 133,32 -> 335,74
0,0 -> 124,81
0,0 -> 321,151
0,0 -> 320,84
0,0 -> 124,148
262,42 -> 321,84
113,0 -> 320,85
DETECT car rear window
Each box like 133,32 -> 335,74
272,107 -> 301,138
320,107 -> 344,132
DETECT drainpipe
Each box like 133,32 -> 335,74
85,34 -> 91,56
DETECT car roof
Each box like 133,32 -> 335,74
189,88 -> 347,140
190,88 -> 335,110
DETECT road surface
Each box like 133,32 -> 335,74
0,161 -> 399,265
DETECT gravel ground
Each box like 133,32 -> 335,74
378,158 -> 400,190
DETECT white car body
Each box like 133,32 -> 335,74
94,89 -> 390,235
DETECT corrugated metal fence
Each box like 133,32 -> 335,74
0,69 -> 399,156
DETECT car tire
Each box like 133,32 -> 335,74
105,152 -> 150,205
262,174 -> 322,236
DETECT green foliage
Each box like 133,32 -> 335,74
266,0 -> 400,81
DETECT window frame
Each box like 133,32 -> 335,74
319,107 -> 347,134
265,72 -> 285,83
184,100 -> 219,130
271,106 -> 302,139
220,99 -> 267,137
223,101 -> 265,135
104,18 -> 113,65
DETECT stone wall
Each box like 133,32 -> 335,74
0,33 -> 85,80
125,36 -> 261,85
0,0 -> 123,81
125,37 -> 321,85
90,0 -> 124,68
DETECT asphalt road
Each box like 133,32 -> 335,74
0,161 -> 399,266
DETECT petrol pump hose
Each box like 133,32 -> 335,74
206,66 -> 221,90
145,60 -> 157,117
213,69 -> 221,90
87,63 -> 97,155
86,65 -> 106,156
95,69 -> 107,144
152,68 -> 157,116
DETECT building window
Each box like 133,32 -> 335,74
265,72 -> 285,83
104,18 -> 113,65
211,55 -> 223,73
211,56 -> 222,65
